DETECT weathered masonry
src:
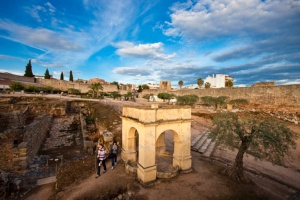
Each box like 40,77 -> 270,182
121,104 -> 192,183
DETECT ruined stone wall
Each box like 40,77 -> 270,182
0,141 -> 14,170
8,106 -> 29,128
160,81 -> 171,91
140,85 -> 300,112
0,105 -> 29,133
13,115 -> 52,169
36,79 -> 117,93
0,72 -> 35,83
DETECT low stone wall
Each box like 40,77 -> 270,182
13,115 -> 52,169
0,72 -> 35,83
157,165 -> 179,179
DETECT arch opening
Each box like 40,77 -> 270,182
156,130 -> 178,173
127,127 -> 139,164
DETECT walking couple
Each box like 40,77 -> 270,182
95,142 -> 118,178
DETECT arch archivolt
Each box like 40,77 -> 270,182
121,106 -> 192,184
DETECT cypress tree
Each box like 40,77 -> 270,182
69,70 -> 73,82
60,71 -> 64,80
44,68 -> 50,79
24,59 -> 34,77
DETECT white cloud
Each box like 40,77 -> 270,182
112,67 -> 151,76
164,0 -> 300,39
0,20 -> 82,52
115,42 -> 176,60
45,2 -> 56,13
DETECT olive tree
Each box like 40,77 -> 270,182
210,112 -> 298,182
201,96 -> 228,109
157,92 -> 174,101
177,95 -> 199,105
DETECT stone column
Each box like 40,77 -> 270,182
173,122 -> 192,171
137,126 -> 157,183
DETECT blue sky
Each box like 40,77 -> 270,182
0,0 -> 299,87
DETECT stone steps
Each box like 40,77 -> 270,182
192,132 -> 208,151
191,131 -> 216,157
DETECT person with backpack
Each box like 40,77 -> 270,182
95,143 -> 106,178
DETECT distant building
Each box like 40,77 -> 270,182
185,85 -> 198,89
34,75 -> 53,79
204,74 -> 234,88
144,83 -> 160,89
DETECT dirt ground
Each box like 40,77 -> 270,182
15,96 -> 300,200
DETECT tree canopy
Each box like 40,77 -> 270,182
88,83 -> 103,98
142,84 -> 150,90
69,71 -> 73,82
209,112 -> 298,181
44,68 -> 50,79
110,91 -> 121,99
137,85 -> 143,93
201,96 -> 228,109
24,59 -> 34,77
157,92 -> 174,101
178,80 -> 183,89
177,95 -> 199,105
205,82 -> 211,89
60,72 -> 64,80
225,79 -> 234,88
9,82 -> 24,91
197,78 -> 204,88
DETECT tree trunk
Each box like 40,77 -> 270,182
226,141 -> 248,182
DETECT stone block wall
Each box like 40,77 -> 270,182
0,141 -> 14,170
37,79 -> 117,93
79,112 -> 93,150
160,81 -> 171,91
13,115 -> 52,169
8,106 -> 29,128
140,85 -> 300,113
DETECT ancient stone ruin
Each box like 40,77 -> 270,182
121,104 -> 192,184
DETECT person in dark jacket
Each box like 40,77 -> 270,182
111,142 -> 118,169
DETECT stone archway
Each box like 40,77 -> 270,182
121,104 -> 192,184
156,130 -> 177,174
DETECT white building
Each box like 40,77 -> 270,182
204,74 -> 234,88
144,83 -> 160,89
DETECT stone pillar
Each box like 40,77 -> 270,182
173,123 -> 192,171
137,126 -> 156,183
